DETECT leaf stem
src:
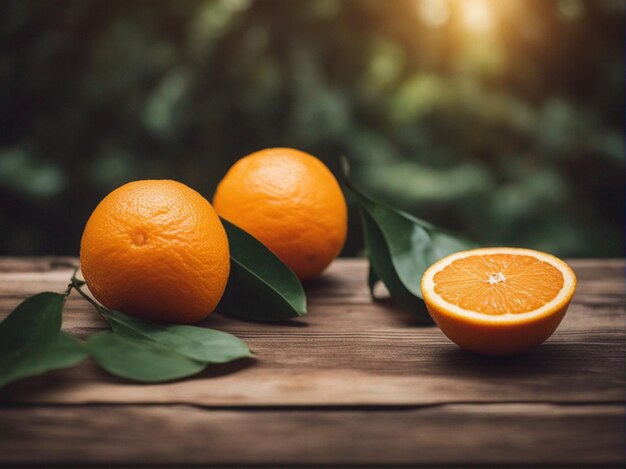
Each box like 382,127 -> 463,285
70,273 -> 109,317
63,265 -> 80,301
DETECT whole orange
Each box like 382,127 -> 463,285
213,148 -> 347,281
80,180 -> 230,324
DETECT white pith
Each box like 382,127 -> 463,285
488,272 -> 506,285
421,247 -> 576,324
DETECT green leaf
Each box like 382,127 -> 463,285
87,331 -> 207,383
343,160 -> 478,321
217,218 -> 307,321
23,332 -> 90,377
361,197 -> 478,297
0,292 -> 64,388
104,309 -> 251,363
367,259 -> 380,299
359,207 -> 434,324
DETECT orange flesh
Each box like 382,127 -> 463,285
432,254 -> 565,315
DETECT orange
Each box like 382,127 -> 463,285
421,247 -> 577,355
80,180 -> 230,324
213,148 -> 347,281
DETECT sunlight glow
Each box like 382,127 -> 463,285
459,0 -> 495,33
417,0 -> 451,28
416,0 -> 498,34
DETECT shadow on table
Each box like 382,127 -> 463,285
369,297 -> 438,328
433,344 -> 593,378
303,273 -> 337,292
214,314 -> 309,328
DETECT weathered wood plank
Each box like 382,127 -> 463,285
0,257 -> 623,304
0,258 -> 623,406
1,335 -> 622,405
1,295 -> 622,335
0,258 -> 623,465
0,258 -> 623,326
0,404 -> 622,465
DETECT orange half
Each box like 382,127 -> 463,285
421,247 -> 577,355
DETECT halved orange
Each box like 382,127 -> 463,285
421,247 -> 577,355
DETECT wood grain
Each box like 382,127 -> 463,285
0,404 -> 622,465
0,258 -> 623,406
0,257 -> 623,465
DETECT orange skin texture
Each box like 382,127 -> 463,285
423,299 -> 571,356
213,148 -> 347,281
80,180 -> 230,324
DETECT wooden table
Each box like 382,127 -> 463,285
0,257 -> 624,466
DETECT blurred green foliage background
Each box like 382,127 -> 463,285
1,0 -> 623,257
